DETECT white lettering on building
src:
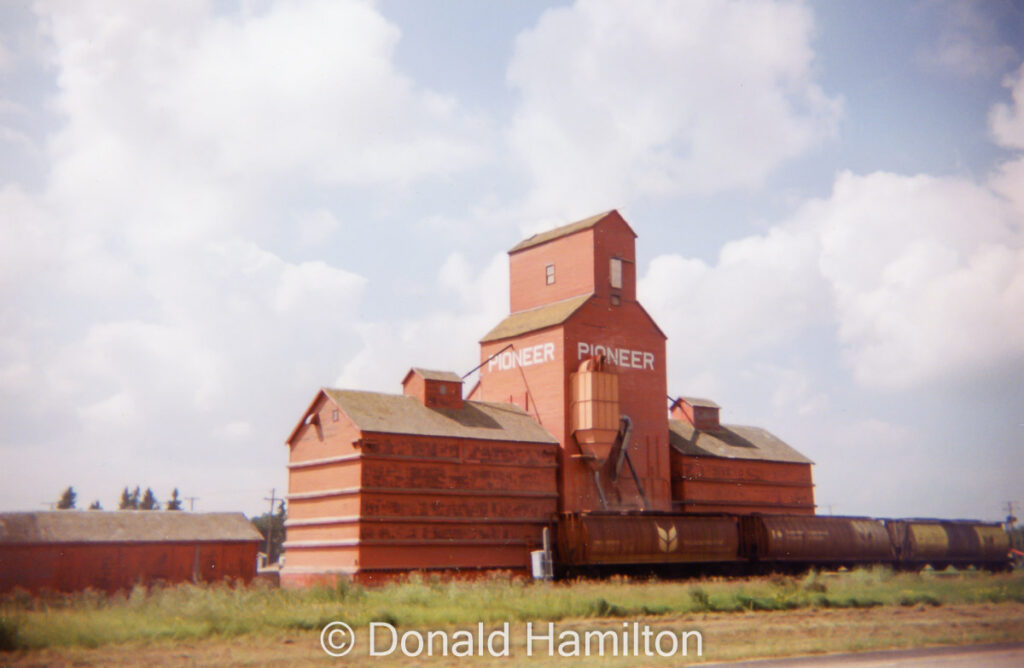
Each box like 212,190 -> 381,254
577,342 -> 655,370
488,342 -> 556,372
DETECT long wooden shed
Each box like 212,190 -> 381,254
0,511 -> 262,593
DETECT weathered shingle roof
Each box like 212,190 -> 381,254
323,389 -> 559,444
408,368 -> 462,383
480,294 -> 591,343
669,420 -> 813,465
509,210 -> 635,253
0,512 -> 262,545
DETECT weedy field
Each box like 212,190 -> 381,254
1,567 -> 1022,654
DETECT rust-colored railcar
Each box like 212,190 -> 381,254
0,511 -> 262,594
556,512 -> 740,567
740,514 -> 893,566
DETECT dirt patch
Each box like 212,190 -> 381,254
4,602 -> 1024,666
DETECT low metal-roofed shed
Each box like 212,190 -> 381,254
0,511 -> 262,593
669,419 -> 816,515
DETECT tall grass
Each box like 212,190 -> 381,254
1,568 -> 1022,650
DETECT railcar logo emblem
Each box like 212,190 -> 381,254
657,524 -> 678,552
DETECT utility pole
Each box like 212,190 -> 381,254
263,488 -> 279,565
1005,501 -> 1018,531
183,496 -> 199,512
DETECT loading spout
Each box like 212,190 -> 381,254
591,470 -> 609,509
610,415 -> 633,482
623,449 -> 649,511
606,415 -> 648,510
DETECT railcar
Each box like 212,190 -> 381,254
739,514 -> 893,572
885,519 -> 1011,572
555,512 -> 743,577
545,512 -> 1011,577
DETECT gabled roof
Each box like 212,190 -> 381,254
309,389 -> 558,444
678,397 -> 720,409
480,294 -> 591,343
403,368 -> 462,384
0,512 -> 262,545
669,420 -> 813,465
508,210 -> 636,254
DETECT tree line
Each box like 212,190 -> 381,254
56,486 -> 186,511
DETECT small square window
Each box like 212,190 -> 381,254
610,294 -> 620,306
332,410 -> 339,422
545,264 -> 555,285
439,384 -> 447,395
610,258 -> 623,289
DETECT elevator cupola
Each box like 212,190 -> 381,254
507,210 -> 638,312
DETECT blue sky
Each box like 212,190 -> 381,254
1,0 -> 1022,520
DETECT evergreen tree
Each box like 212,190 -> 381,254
56,486 -> 77,510
88,500 -> 102,510
118,487 -> 135,510
140,487 -> 159,510
131,486 -> 141,508
251,500 -> 287,565
166,488 -> 183,511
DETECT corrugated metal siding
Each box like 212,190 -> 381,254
0,542 -> 259,593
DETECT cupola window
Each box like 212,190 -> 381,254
610,258 -> 622,289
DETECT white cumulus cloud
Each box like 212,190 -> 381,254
642,167 -> 1024,394
507,0 -> 841,217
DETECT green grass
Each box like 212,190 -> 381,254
1,568 -> 1022,651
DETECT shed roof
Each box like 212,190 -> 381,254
322,389 -> 559,444
0,511 -> 262,545
669,420 -> 813,465
509,210 -> 635,253
480,294 -> 591,343
678,397 -> 721,409
405,368 -> 462,383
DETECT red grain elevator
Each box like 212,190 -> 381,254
472,211 -> 671,513
282,209 -> 815,583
